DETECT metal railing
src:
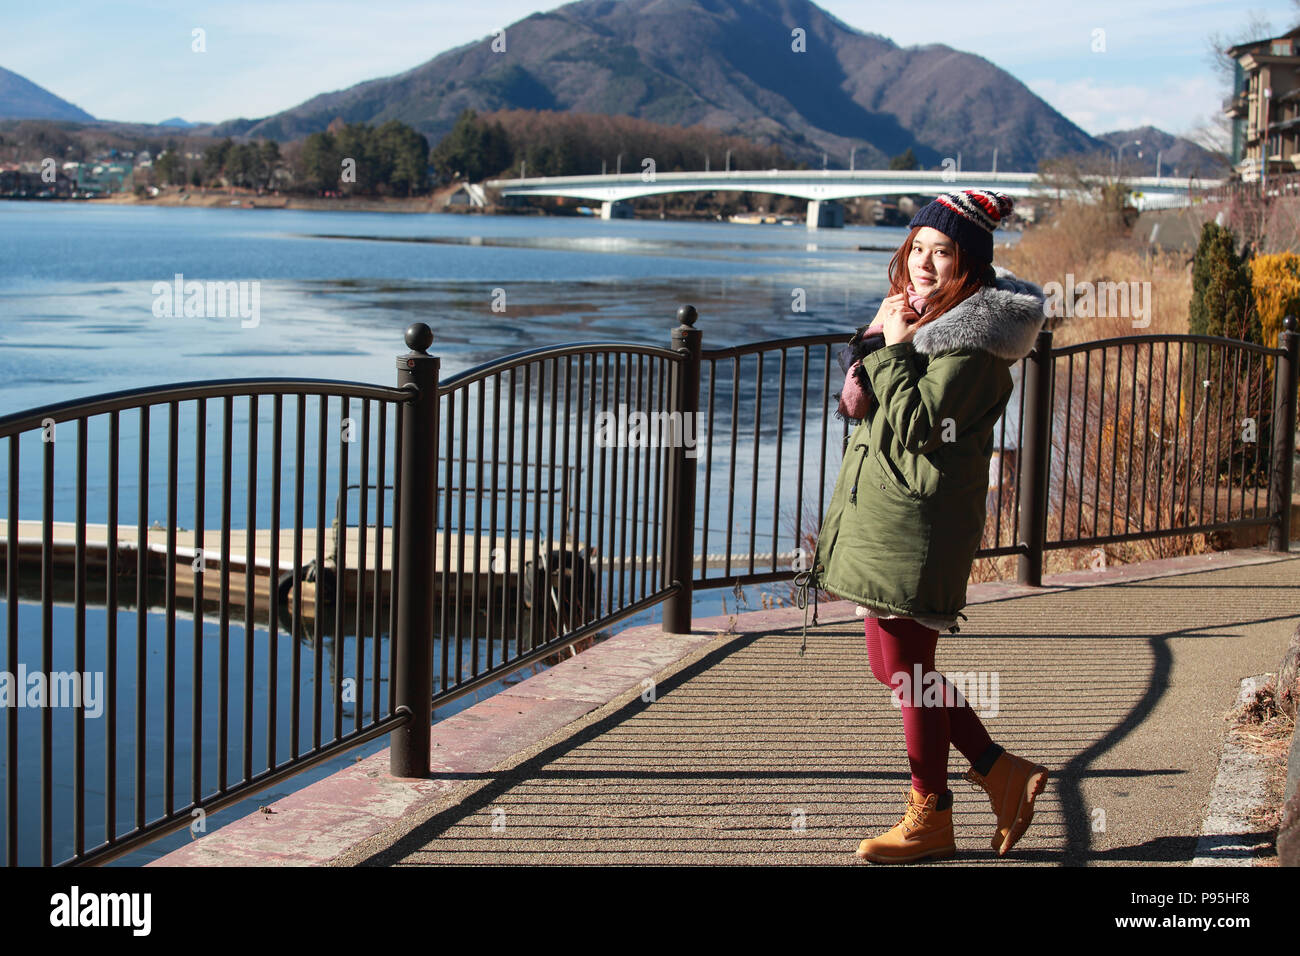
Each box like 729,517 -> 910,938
1,380 -> 412,866
2,310 -> 1296,866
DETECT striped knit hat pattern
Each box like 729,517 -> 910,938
908,189 -> 1014,265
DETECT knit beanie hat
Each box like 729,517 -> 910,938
908,189 -> 1014,265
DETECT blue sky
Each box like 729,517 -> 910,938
2,0 -> 1295,137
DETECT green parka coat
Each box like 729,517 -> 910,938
810,267 -> 1046,631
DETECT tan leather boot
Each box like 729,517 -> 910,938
965,751 -> 1048,856
854,787 -> 956,864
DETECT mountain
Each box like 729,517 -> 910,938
210,0 -> 1107,171
0,65 -> 94,121
1096,126 -> 1229,179
159,117 -> 202,128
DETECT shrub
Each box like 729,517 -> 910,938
1189,221 -> 1257,342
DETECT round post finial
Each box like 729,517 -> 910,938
1285,315 -> 1297,333
405,323 -> 434,353
676,305 -> 698,327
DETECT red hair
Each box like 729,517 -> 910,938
884,225 -> 995,328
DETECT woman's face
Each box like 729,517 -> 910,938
908,226 -> 956,296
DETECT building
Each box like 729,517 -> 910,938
1225,26 -> 1300,180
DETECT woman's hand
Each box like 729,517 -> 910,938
873,293 -> 920,347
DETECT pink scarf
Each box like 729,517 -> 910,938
905,282 -> 930,316
864,283 -> 929,337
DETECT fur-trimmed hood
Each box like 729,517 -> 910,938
911,267 -> 1046,361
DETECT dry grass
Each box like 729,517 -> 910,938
1225,677 -> 1296,864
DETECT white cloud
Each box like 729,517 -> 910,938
1027,73 -> 1224,136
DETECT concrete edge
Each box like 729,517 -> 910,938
150,545 -> 1296,866
1192,676 -> 1277,866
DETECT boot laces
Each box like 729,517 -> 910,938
900,797 -> 932,833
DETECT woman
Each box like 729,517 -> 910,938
809,189 -> 1050,864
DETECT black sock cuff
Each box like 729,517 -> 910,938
973,743 -> 1004,776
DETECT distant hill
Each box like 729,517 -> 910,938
0,65 -> 94,121
159,117 -> 202,128
1097,126 -> 1229,179
210,0 -> 1108,171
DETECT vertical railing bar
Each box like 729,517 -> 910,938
313,395 -> 328,751
557,356 -> 574,633
355,399 -> 370,734
106,413 -> 119,846
503,369 -> 517,662
1141,343 -> 1153,531
626,356 -> 642,607
748,352 -> 762,576
725,355 -> 739,578
531,361 -> 546,651
1212,347 -> 1227,522
583,356 -> 597,626
702,359 -> 717,585
268,396 -> 282,766
42,418 -> 55,863
772,349 -> 787,572
1124,344 -> 1137,534
1227,345 -> 1242,524
543,357 -> 558,644
1078,351 -> 1091,540
1250,350 -> 1262,515
1060,356 -> 1074,543
68,418 -> 87,857
794,348 -> 808,575
1196,343 -> 1206,522
1155,343 -> 1168,533
472,379 -> 486,674
291,395 -> 306,759
73,417 -> 88,856
487,377 -> 501,665
1172,342 -> 1185,530
1106,346 -> 1118,538
6,437 -> 18,865
387,399 -> 402,713
617,357 -> 631,611
6,437 -> 19,864
817,344 -> 831,557
219,396 -> 233,788
243,395 -> 258,782
163,404 -> 177,818
512,367 -> 526,661
133,406 -> 149,835
599,355 -> 612,620
190,402 -> 204,809
1013,352 -> 1028,544
455,384 -> 469,685
334,396 -> 350,741
651,356 -> 664,594
440,391 -> 454,691
371,401 -> 386,724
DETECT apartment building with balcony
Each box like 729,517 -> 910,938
1226,26 -> 1300,180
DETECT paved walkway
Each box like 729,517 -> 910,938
154,545 -> 1300,867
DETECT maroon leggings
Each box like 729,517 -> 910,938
864,615 -> 994,797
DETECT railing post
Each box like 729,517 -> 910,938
664,305 -> 701,634
391,323 -> 438,777
1268,315 -> 1299,552
1017,326 -> 1054,586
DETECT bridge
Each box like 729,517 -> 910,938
483,169 -> 1218,228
